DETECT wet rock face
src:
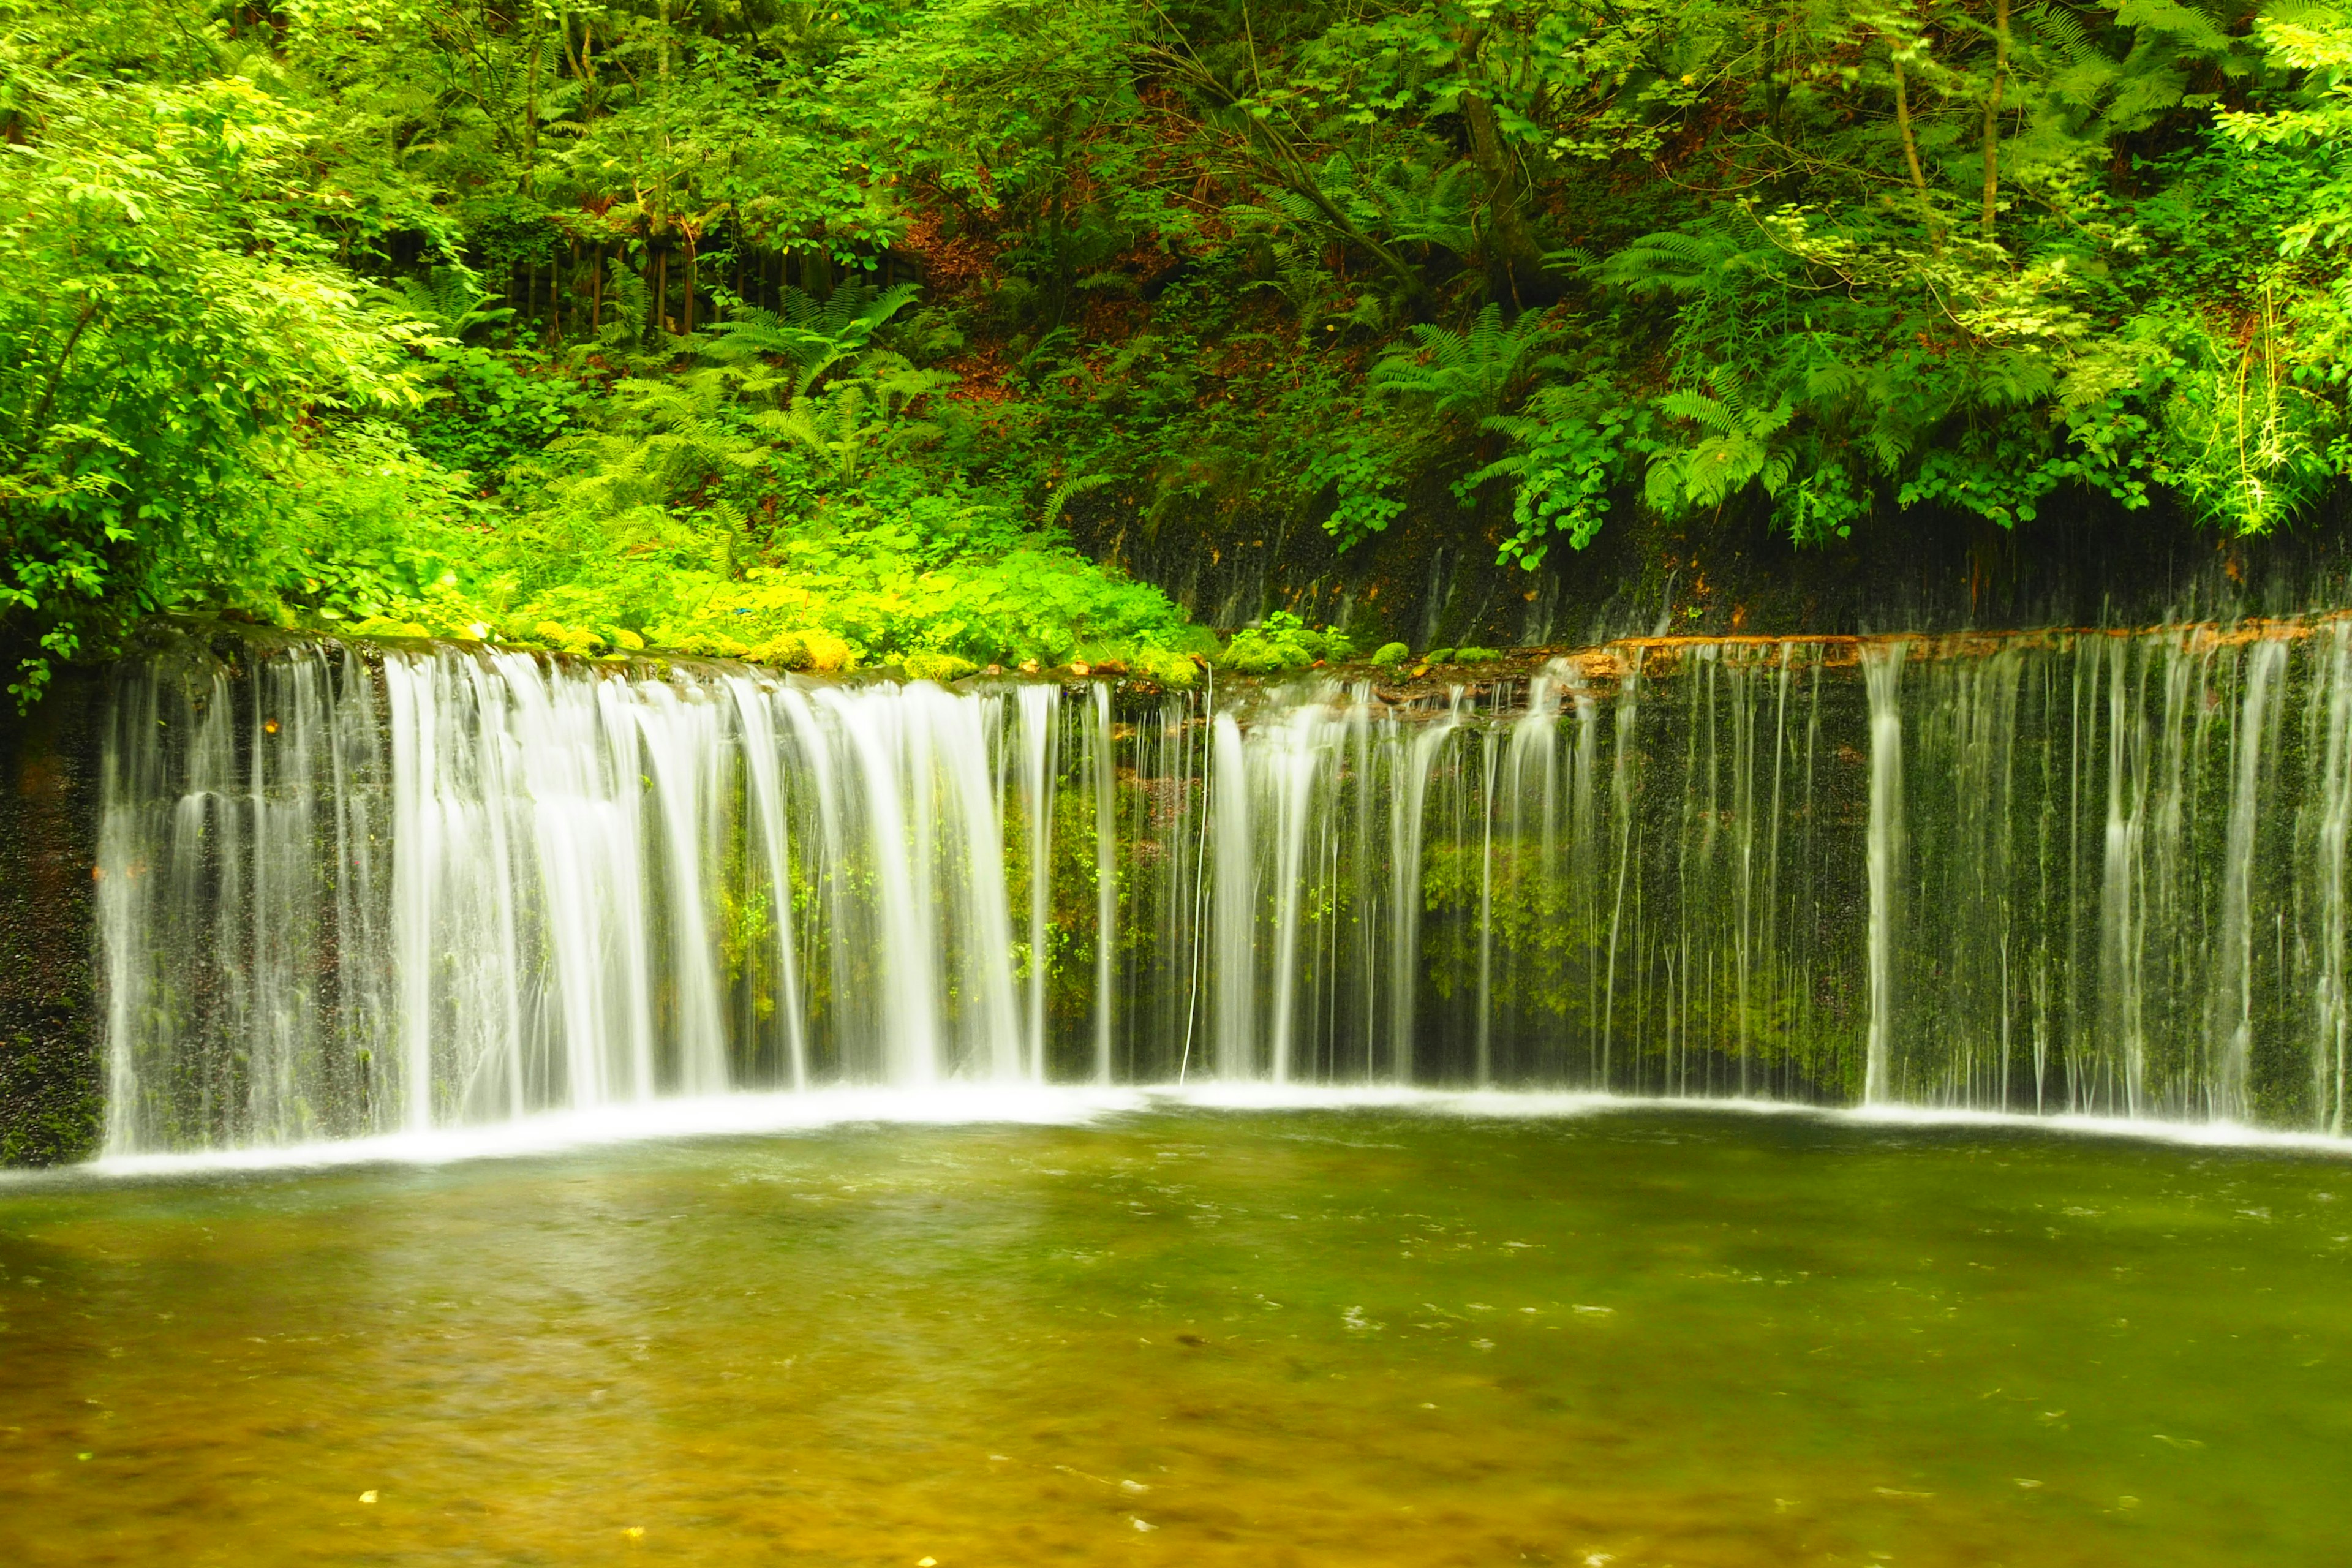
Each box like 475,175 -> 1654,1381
0,669 -> 102,1164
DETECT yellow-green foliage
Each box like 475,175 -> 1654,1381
1216,612 -> 1354,675
902,650 -> 978,681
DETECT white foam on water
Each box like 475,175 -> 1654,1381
22,1082 -> 2351,1185
62,1085 -> 1152,1180
1835,1099 -> 2352,1155
1161,1082 -> 2352,1152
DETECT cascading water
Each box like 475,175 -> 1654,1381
91,619 -> 2352,1154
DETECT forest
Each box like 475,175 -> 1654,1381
6,0 -> 2351,703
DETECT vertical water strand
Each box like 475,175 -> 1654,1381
328,649 -> 391,1132
775,687 -> 858,1079
399,654 -> 523,1121
1210,711 -> 1256,1078
1728,655 -> 1759,1096
635,680 -> 729,1095
820,687 -> 940,1084
496,655 -> 601,1106
589,676 -> 658,1101
2146,636 -> 2201,1111
1530,674 -> 1561,1080
1438,692 -> 1475,1080
2212,636 -> 2289,1119
1177,684 -> 1216,1082
97,666 -> 162,1155
1501,669 -> 1561,1082
192,669 -> 246,1140
456,655 -> 529,1118
903,691 -> 943,1072
2309,624 -> 2352,1131
1698,656 -> 1730,1094
2103,634 -> 2158,1116
1349,696 -> 1377,1077
2068,636 -> 2100,1111
1126,692 -> 1164,1076
1861,642 -> 1906,1104
245,652 -> 324,1140
1167,692 -> 1205,1078
1316,690 -> 1363,1077
1600,654 -> 1645,1090
1979,653 -> 2025,1107
383,655 -> 441,1131
2035,650 -> 2066,1114
1762,657 -> 1793,1101
1475,723 -> 1501,1087
1142,693 -> 1185,1079
1387,700 -> 1459,1083
144,665 -> 239,1143
913,683 -> 1025,1079
1800,656 -> 1827,1098
725,677 -> 810,1089
1092,684 -> 1118,1084
446,656 -> 522,1119
1565,665 -> 1602,1076
1264,695 -> 1332,1083
1016,685 -> 1059,1080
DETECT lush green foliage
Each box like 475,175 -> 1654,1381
10,0 -> 2352,696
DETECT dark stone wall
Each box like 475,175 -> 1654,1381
0,669 -> 104,1164
1067,479 -> 2352,647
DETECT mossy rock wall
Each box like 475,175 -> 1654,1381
0,668 -> 103,1164
1068,480 -> 2352,650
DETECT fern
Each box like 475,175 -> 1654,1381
705,282 -> 921,394
1600,230 -> 1749,300
1369,304 -> 1569,423
1645,370 -> 1799,515
1042,472 -> 1115,527
393,269 -> 511,341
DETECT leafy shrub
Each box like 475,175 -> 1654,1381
1218,611 -> 1354,674
902,650 -> 979,681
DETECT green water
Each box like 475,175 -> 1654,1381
2,1107 -> 2348,1566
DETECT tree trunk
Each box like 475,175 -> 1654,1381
1891,58 -> 1940,248
1981,0 -> 2011,238
684,233 -> 699,334
1460,89 -> 1545,307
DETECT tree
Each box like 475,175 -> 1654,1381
0,31 -> 415,702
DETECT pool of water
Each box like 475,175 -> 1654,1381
2,1104 -> 2347,1566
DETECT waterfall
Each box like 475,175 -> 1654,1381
1015,685 -> 1058,1082
1863,644 -> 1905,1103
86,619 -> 2352,1153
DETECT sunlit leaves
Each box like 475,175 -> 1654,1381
0,41 -> 420,703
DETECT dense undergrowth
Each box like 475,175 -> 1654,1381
9,0 -> 2352,701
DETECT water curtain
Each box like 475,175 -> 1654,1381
95,622 -> 2352,1152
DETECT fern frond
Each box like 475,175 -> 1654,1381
1043,472 -> 1116,527
1658,390 -> 1737,435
